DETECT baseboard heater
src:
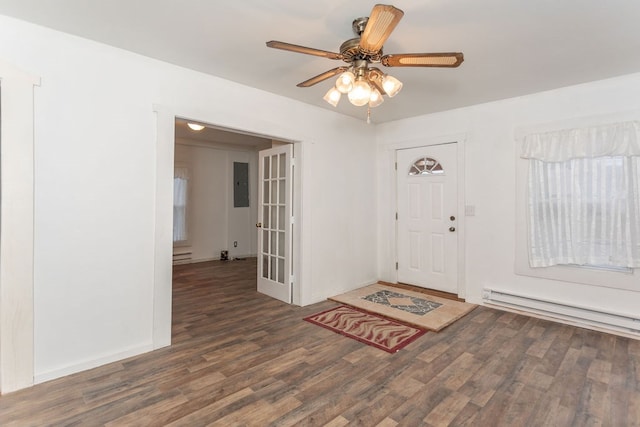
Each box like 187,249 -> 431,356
482,288 -> 640,335
172,251 -> 192,265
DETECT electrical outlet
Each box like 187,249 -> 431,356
233,241 -> 238,247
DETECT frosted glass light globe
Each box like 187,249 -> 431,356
323,86 -> 342,107
335,71 -> 355,94
348,80 -> 372,106
369,88 -> 384,108
382,75 -> 403,97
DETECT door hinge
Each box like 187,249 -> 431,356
395,262 -> 398,270
395,162 -> 397,171
395,212 -> 398,220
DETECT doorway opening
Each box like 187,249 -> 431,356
172,118 -> 272,266
169,118 -> 298,339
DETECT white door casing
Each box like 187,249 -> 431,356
396,143 -> 458,293
257,144 -> 293,303
0,60 -> 40,392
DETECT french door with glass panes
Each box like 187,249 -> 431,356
257,144 -> 293,303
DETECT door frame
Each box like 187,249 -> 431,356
153,106 -> 305,350
0,60 -> 40,392
378,133 -> 467,298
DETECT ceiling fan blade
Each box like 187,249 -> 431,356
359,4 -> 404,54
297,67 -> 348,87
381,52 -> 464,67
266,41 -> 343,60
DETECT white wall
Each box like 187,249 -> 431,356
0,14 -> 377,383
377,72 -> 640,319
174,141 -> 258,262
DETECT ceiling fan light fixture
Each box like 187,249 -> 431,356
265,4 -> 463,118
335,71 -> 355,93
368,88 -> 384,108
382,74 -> 403,97
323,86 -> 342,107
187,123 -> 205,131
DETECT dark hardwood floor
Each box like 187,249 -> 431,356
1,258 -> 639,426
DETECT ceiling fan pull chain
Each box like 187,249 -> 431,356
367,107 -> 371,124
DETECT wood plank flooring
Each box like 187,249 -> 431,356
1,258 -> 639,426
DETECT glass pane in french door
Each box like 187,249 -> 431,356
262,254 -> 268,279
261,152 -> 287,284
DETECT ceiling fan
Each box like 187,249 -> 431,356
266,4 -> 463,110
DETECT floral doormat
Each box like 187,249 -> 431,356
362,289 -> 443,315
303,305 -> 427,353
329,283 -> 477,331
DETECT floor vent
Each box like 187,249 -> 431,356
482,288 -> 640,335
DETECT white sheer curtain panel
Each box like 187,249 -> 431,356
522,120 -> 640,268
173,167 -> 189,243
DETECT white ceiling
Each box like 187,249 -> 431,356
1,0 -> 640,123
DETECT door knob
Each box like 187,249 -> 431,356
256,222 -> 262,228
449,226 -> 456,232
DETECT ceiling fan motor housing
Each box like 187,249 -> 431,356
340,37 -> 382,63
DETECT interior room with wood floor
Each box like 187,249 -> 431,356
1,1 -> 640,426
0,259 -> 638,426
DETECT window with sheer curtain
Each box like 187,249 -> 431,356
173,167 -> 189,244
521,121 -> 640,269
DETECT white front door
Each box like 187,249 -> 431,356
257,144 -> 293,303
396,143 -> 458,293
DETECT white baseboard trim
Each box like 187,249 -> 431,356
34,342 -> 154,384
230,254 -> 257,260
190,256 -> 219,263
188,254 -> 257,264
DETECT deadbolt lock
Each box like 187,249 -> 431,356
450,216 -> 456,221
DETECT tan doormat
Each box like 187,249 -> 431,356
329,283 -> 476,331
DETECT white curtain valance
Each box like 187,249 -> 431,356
174,167 -> 189,180
521,120 -> 640,162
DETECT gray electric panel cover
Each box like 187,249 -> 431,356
233,162 -> 249,207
